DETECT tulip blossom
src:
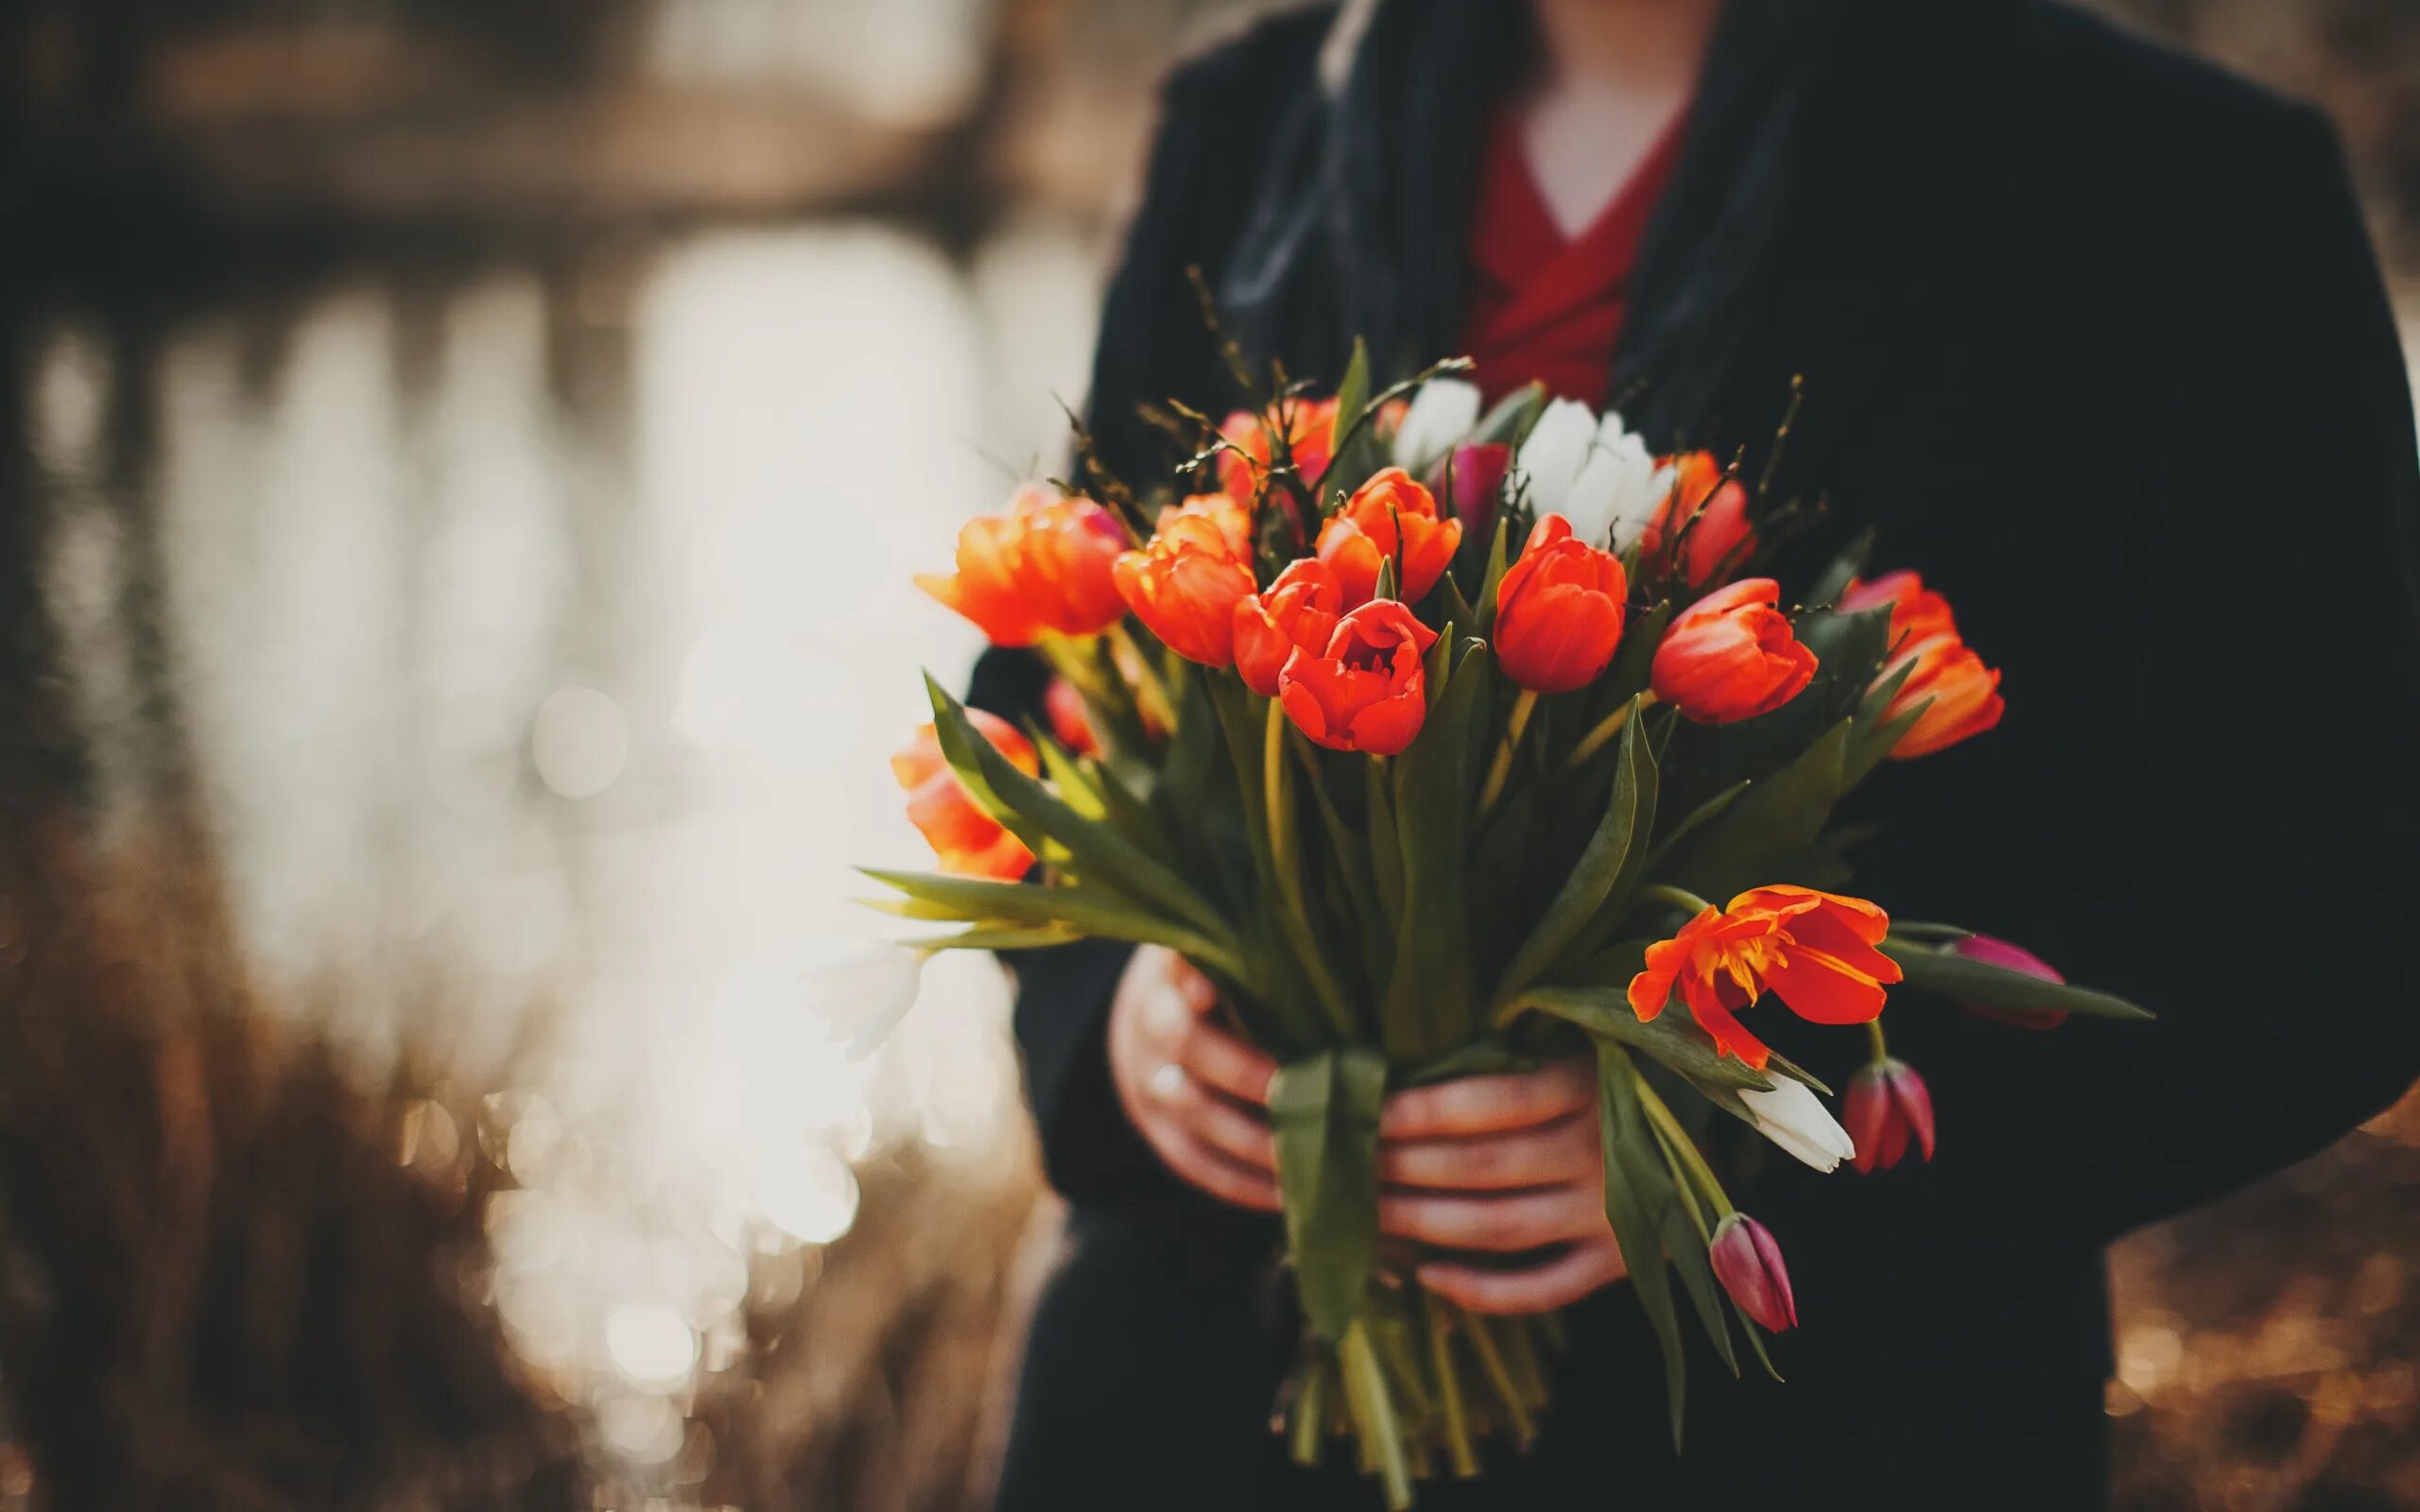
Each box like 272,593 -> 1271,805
1839,570 -> 2005,758
1741,1078 -> 1859,1174
1709,1213 -> 1797,1332
1628,884 -> 1903,1069
1218,395 -> 1338,501
1044,677 -> 1098,757
1881,634 -> 2005,758
915,485 -> 1129,646
1492,514 -> 1629,693
1276,599 -> 1439,755
1392,376 -> 1482,473
1514,401 -> 1664,550
1430,440 -> 1512,537
1844,1057 -> 1936,1172
1156,492 -> 1255,559
1315,468 -> 1464,607
1638,452 -> 1754,589
890,710 -> 1038,880
1234,558 -> 1344,697
1114,514 -> 1259,667
1649,577 -> 1819,724
1949,933 -> 2068,1030
808,943 -> 929,1061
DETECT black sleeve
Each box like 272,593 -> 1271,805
1756,108 -> 2420,1336
974,30 -> 1307,1207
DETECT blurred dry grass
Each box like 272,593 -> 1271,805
0,818 -> 590,1512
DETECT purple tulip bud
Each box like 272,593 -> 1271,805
1843,1057 -> 1937,1173
1710,1212 -> 1797,1332
1948,933 -> 2067,1030
1428,442 -> 1512,537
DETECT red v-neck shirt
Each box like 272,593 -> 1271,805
1457,107 -> 1688,408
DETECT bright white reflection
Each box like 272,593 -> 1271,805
605,1303 -> 702,1387
531,685 -> 631,799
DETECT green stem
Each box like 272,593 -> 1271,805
1564,690 -> 1656,769
1638,882 -> 1716,917
1423,1291 -> 1479,1479
1289,1351 -> 1330,1468
1266,696 -> 1357,1040
1477,687 -> 1540,814
1864,1018 -> 1890,1063
1633,1068 -> 1735,1228
1341,1322 -> 1415,1510
1106,623 -> 1176,733
1458,1306 -> 1535,1448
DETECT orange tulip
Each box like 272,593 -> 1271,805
1157,493 -> 1255,559
1628,885 -> 1902,1069
1218,396 -> 1338,502
915,486 -> 1129,646
1839,571 -> 2003,758
1638,452 -> 1754,589
1113,514 -> 1258,667
1493,514 -> 1629,693
1315,468 -> 1464,608
1650,577 -> 1818,723
1234,558 -> 1344,697
890,709 -> 1038,880
1881,634 -> 2005,757
1276,599 -> 1439,755
1044,677 -> 1098,757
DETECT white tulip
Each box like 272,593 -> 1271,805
808,943 -> 929,1061
1512,399 -> 1598,519
1392,377 -> 1482,473
1598,420 -> 1669,553
1740,1078 -> 1858,1174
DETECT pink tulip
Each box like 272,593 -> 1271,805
1710,1213 -> 1797,1332
1428,442 -> 1512,537
1844,1057 -> 1937,1173
1949,933 -> 2067,1030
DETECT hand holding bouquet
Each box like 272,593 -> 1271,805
862,348 -> 2147,1506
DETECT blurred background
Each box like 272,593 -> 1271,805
0,3 -> 2413,1509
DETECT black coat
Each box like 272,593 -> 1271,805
972,2 -> 2420,1506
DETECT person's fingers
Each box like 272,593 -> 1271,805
1166,954 -> 1219,1015
1417,1239 -> 1629,1314
1150,1123 -> 1281,1211
1376,1183 -> 1602,1251
1376,1113 -> 1595,1191
1138,980 -> 1276,1106
1145,1062 -> 1277,1173
1378,1059 -> 1595,1140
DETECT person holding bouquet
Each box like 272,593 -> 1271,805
962,0 -> 2420,1506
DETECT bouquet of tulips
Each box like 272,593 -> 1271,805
865,347 -> 2148,1506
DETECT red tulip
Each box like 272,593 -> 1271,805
1950,933 -> 2068,1030
1233,558 -> 1344,697
1628,884 -> 1901,1070
1649,577 -> 1818,724
915,486 -> 1129,646
1315,468 -> 1463,608
1843,1057 -> 1937,1173
1044,677 -> 1098,757
1638,452 -> 1754,589
1275,599 -> 1439,755
890,709 -> 1037,880
1218,396 -> 1338,502
1882,635 -> 2005,758
1492,514 -> 1628,693
1710,1213 -> 1797,1332
1838,569 -> 1959,649
1156,493 -> 1255,559
1113,514 -> 1258,667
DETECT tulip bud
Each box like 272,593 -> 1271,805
807,943 -> 929,1061
1113,514 -> 1258,667
1740,1078 -> 1858,1174
1275,599 -> 1439,755
1843,1057 -> 1936,1173
1430,441 -> 1512,537
890,710 -> 1038,880
1638,452 -> 1755,589
1491,514 -> 1629,693
1948,933 -> 2068,1030
1512,399 -> 1596,519
1044,678 -> 1098,758
1650,578 -> 1819,724
1710,1213 -> 1797,1332
1314,469 -> 1462,607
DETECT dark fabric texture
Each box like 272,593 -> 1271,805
980,0 -> 2420,1506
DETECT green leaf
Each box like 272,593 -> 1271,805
1470,381 -> 1547,450
857,868 -> 1245,978
1270,1048 -> 1389,1341
1599,600 -> 1673,708
1492,698 -> 1652,1008
901,923 -> 1081,951
1645,778 -> 1751,871
1331,338 -> 1371,457
1661,1201 -> 1738,1378
1379,647 -> 1491,1062
1596,1042 -> 1688,1451
1512,984 -> 1773,1091
1883,938 -> 2154,1021
1667,717 -> 1852,902
927,676 -> 1236,946
1805,526 -> 1876,609
1366,766 -> 1405,926
1476,518 -> 1511,635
